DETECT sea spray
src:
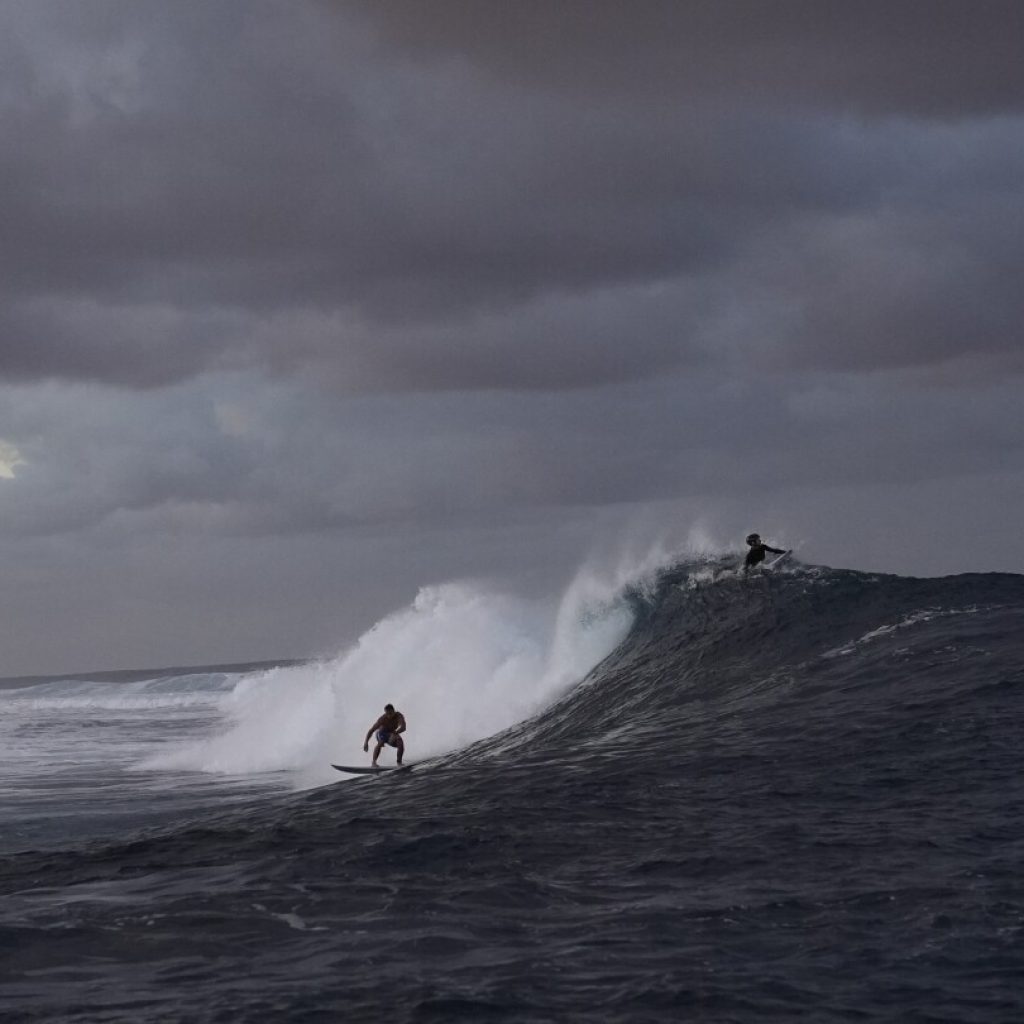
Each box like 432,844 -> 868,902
145,569 -> 644,786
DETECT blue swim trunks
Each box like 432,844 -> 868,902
376,729 -> 396,746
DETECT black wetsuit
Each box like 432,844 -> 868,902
744,543 -> 785,568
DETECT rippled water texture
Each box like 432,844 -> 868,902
2,562 -> 1023,1022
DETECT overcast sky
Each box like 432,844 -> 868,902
1,1 -> 1022,676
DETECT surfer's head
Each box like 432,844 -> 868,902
384,703 -> 395,713
746,533 -> 760,546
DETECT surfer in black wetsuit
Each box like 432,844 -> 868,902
364,704 -> 406,767
744,533 -> 788,570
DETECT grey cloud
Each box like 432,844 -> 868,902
0,299 -> 246,387
726,143 -> 1024,373
7,2 -> 1022,395
4,366 -> 1021,546
2,356 -> 1023,675
348,0 -> 1024,116
2,2 -> 1024,678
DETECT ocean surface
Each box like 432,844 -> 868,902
2,558 -> 1023,1023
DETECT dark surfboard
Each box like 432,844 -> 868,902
331,764 -> 413,775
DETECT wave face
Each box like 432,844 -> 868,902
3,561 -> 1024,1023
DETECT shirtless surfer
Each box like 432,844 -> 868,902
363,704 -> 406,767
744,533 -> 788,571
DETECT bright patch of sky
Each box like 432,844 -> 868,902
0,440 -> 24,479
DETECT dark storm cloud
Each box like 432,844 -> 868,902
1,0 -> 1022,394
349,0 -> 1024,116
713,120 -> 1024,374
4,1 -> 1024,679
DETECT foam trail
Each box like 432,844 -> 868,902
145,558 -> 666,788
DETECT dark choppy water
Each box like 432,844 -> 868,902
3,561 -> 1024,1022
